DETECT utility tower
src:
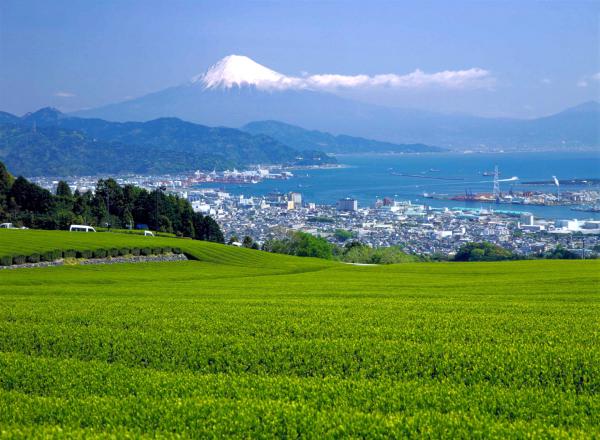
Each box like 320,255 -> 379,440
493,165 -> 500,202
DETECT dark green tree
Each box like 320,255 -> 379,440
454,242 -> 515,262
242,236 -> 254,248
55,180 -> 72,198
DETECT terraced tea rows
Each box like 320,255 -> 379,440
0,229 -> 328,271
0,230 -> 598,437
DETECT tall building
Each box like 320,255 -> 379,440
289,192 -> 302,206
337,198 -> 358,212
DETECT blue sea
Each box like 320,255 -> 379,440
196,152 -> 600,220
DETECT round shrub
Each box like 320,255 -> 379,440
77,249 -> 93,259
12,255 -> 26,265
0,255 -> 13,266
63,249 -> 77,258
41,251 -> 54,262
93,249 -> 107,259
131,248 -> 141,256
141,247 -> 151,256
118,248 -> 130,256
172,247 -> 182,254
162,247 -> 172,254
109,248 -> 119,257
26,253 -> 41,263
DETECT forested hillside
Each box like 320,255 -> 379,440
243,120 -> 446,153
0,161 -> 223,241
0,108 -> 336,176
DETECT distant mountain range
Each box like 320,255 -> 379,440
74,55 -> 600,150
0,108 -> 336,176
242,120 -> 445,154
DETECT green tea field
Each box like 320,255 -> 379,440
0,230 -> 599,438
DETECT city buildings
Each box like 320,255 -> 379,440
30,173 -> 600,259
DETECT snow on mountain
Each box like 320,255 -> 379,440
194,55 -> 302,91
70,55 -> 599,149
194,55 -> 494,92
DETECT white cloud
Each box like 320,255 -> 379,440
541,78 -> 552,85
576,72 -> 600,88
199,56 -> 495,91
54,91 -> 76,98
302,68 -> 494,90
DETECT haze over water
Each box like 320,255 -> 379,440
196,152 -> 600,220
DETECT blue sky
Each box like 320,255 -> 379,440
0,0 -> 598,118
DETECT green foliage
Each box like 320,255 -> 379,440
40,249 -> 62,262
454,241 -> 516,262
333,228 -> 355,241
26,253 -> 40,263
0,255 -> 12,266
0,232 -> 598,437
227,235 -> 239,245
76,249 -> 92,259
11,255 -> 26,264
264,234 -> 417,264
192,212 -> 224,243
543,245 -> 581,260
92,249 -> 107,259
342,242 -> 417,264
55,180 -> 72,198
0,161 -> 223,242
264,231 -> 333,260
242,235 -> 254,248
243,120 -> 445,154
9,176 -> 53,214
241,235 -> 258,249
0,110 -> 335,176
63,249 -> 77,258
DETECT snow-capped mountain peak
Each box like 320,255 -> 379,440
195,55 -> 299,90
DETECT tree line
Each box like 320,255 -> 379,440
232,231 -> 597,263
232,231 -> 420,264
0,161 -> 223,242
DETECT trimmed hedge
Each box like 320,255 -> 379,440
12,255 -> 26,265
76,249 -> 93,259
1,244 -> 185,267
92,249 -> 107,259
63,249 -> 77,258
42,250 -> 62,262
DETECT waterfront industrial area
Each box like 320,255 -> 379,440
29,165 -> 600,258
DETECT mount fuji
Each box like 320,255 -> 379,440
74,55 -> 600,150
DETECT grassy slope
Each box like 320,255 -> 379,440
0,231 -> 599,437
0,229 -> 329,271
